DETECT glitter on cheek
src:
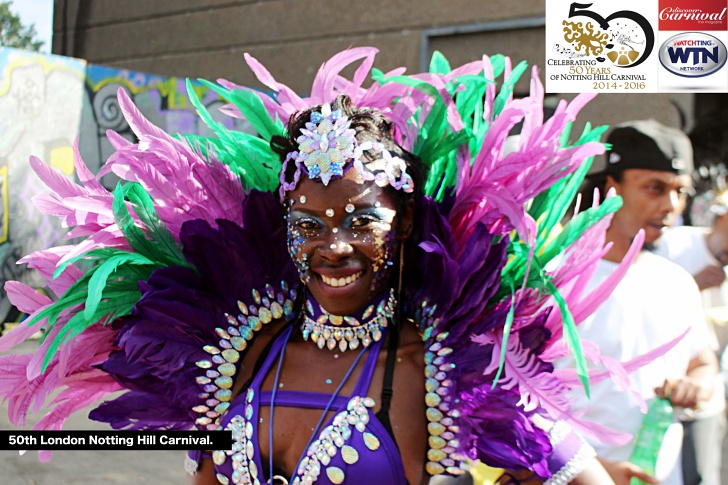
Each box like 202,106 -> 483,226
325,208 -> 335,217
369,227 -> 399,291
286,223 -> 311,284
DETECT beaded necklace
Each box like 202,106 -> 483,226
301,289 -> 396,352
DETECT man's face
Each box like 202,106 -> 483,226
607,168 -> 692,245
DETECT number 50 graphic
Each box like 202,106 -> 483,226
567,2 -> 655,68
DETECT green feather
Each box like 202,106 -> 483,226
41,290 -> 142,373
539,197 -> 622,266
84,252 -> 155,320
52,248 -> 118,280
546,280 -> 590,396
182,80 -> 281,193
488,54 -> 507,78
112,184 -> 154,257
429,51 -> 452,75
492,60 -> 528,118
198,79 -> 284,142
122,183 -> 190,268
529,123 -> 610,244
492,285 -> 516,388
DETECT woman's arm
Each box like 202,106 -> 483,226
532,416 -> 617,485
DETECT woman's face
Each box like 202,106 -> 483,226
286,169 -> 410,316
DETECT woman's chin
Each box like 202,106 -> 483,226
309,272 -> 373,315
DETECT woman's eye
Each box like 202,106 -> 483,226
350,215 -> 380,229
294,218 -> 320,230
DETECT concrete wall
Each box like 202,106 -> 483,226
52,0 -> 695,136
52,0 -> 544,92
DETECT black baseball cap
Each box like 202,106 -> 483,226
594,119 -> 693,176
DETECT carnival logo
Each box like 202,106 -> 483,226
659,32 -> 727,77
659,1 -> 728,30
660,7 -> 727,22
558,3 -> 654,68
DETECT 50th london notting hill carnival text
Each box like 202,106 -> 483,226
0,430 -> 231,450
7,433 -> 212,447
547,59 -> 647,81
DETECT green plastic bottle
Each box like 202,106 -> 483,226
628,397 -> 674,485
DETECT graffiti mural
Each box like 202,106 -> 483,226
0,47 -> 250,322
80,63 -> 250,179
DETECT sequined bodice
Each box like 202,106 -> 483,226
212,326 -> 408,485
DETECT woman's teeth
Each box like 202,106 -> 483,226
320,271 -> 363,287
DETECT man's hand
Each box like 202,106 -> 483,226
598,459 -> 658,485
692,265 -> 726,291
654,377 -> 710,409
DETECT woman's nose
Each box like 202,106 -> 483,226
318,230 -> 354,260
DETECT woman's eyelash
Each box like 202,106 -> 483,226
292,217 -> 320,229
350,214 -> 381,225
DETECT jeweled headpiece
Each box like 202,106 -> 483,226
278,103 -> 414,199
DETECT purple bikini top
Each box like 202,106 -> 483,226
211,325 -> 408,485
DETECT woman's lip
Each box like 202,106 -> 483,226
313,268 -> 365,278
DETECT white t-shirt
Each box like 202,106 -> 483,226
571,252 -> 709,485
653,225 -> 728,314
653,226 -> 724,418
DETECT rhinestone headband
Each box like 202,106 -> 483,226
278,103 -> 415,200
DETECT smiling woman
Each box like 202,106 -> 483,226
0,47 -> 633,485
287,171 -> 403,316
280,96 -> 417,317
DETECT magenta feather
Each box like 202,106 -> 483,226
4,281 -> 51,314
33,379 -> 122,462
18,246 -> 81,296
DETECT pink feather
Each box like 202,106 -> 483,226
310,47 -> 378,104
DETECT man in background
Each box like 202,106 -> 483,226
653,185 -> 728,485
568,120 -> 719,485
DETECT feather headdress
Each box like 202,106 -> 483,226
0,48 -> 652,478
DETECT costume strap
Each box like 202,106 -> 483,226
374,323 -> 401,447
